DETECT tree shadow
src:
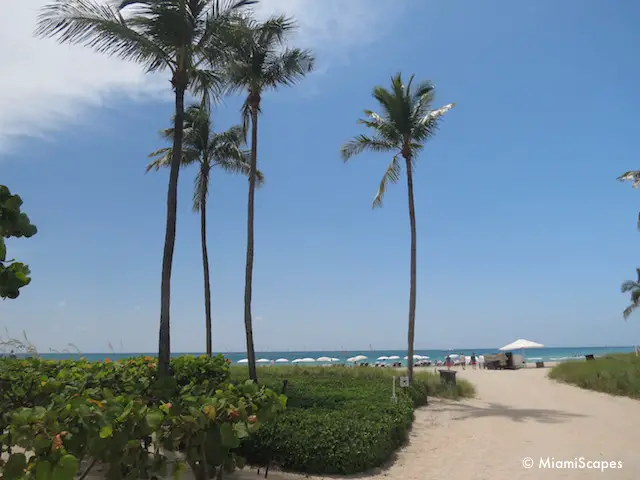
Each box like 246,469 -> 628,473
440,401 -> 587,424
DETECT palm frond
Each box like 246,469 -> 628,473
340,135 -> 397,162
262,48 -> 315,89
373,155 -> 402,208
358,110 -> 401,143
35,0 -> 171,73
623,304 -> 636,320
617,170 -> 640,188
146,147 -> 172,172
621,280 -> 640,293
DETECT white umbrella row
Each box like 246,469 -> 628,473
376,354 -> 429,361
235,357 -> 341,364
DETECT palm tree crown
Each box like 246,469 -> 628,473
340,73 -> 454,207
147,103 -> 263,209
36,0 -> 255,93
225,14 -> 315,127
621,268 -> 640,320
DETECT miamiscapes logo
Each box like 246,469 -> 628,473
538,457 -> 623,471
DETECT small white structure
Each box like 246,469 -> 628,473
499,339 -> 544,351
499,339 -> 544,367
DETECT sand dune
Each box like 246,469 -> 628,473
233,367 -> 640,480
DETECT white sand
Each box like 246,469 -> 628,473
231,367 -> 640,480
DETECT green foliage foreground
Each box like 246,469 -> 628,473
231,366 -> 475,475
0,356 -> 284,480
0,359 -> 474,478
0,185 -> 38,299
549,354 -> 640,399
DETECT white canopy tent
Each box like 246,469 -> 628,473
499,339 -> 544,366
499,339 -> 544,351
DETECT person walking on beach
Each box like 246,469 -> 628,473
471,352 -> 477,369
460,352 -> 466,370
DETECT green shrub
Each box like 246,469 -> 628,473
549,354 -> 640,398
0,356 -> 282,480
232,367 -> 474,475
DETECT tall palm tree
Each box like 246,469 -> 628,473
617,171 -> 640,230
621,268 -> 640,320
147,103 -> 263,356
36,0 -> 255,377
225,16 -> 314,380
340,73 -> 454,383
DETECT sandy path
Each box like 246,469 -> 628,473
233,367 -> 640,480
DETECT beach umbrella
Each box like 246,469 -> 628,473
387,355 -> 400,360
499,339 -> 544,351
237,359 -> 248,364
317,356 -> 332,362
256,358 -> 270,363
377,356 -> 389,361
275,358 -> 289,363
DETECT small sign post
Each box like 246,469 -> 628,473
391,376 -> 397,404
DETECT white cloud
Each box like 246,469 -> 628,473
1,0 -> 400,152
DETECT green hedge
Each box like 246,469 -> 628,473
233,367 -> 474,475
549,353 -> 640,398
0,356 -> 282,480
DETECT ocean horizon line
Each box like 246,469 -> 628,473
35,344 -> 636,355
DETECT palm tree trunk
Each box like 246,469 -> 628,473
243,102 -> 259,381
200,180 -> 213,357
405,156 -> 417,384
158,78 -> 186,378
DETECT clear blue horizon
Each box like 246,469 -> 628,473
3,0 -> 640,353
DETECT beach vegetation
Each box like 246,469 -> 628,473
224,15 -> 314,380
340,74 -> 455,383
549,353 -> 640,399
0,186 -> 38,300
35,0 -> 257,378
147,103 -> 263,357
231,366 -> 474,475
0,356 -> 284,480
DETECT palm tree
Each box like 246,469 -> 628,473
36,0 -> 255,377
340,73 -> 454,383
147,103 -> 263,356
617,171 -> 640,230
225,16 -> 314,380
621,268 -> 640,320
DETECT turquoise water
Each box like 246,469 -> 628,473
18,346 -> 635,364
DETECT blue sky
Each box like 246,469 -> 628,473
2,0 -> 640,353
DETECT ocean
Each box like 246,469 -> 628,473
21,346 -> 635,364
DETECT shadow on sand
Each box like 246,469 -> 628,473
438,400 -> 587,424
